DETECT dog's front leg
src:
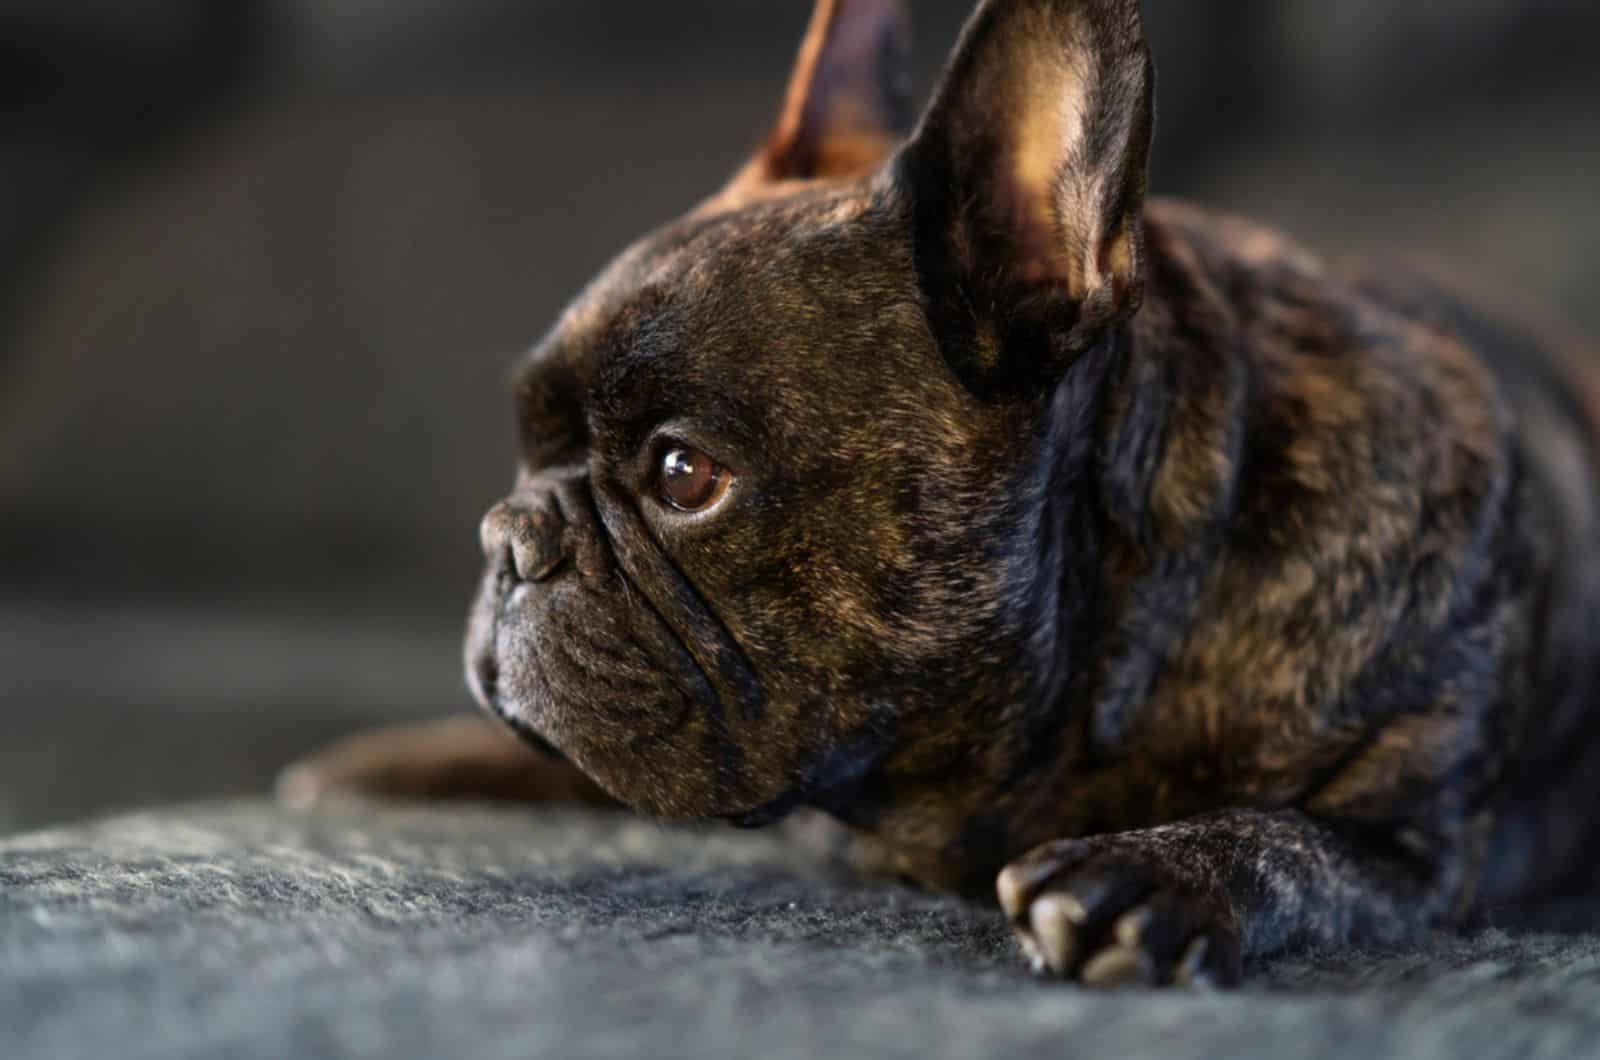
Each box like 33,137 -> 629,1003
998,808 -> 1465,987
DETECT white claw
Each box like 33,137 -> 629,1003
1081,945 -> 1153,988
1114,905 -> 1153,949
1029,895 -> 1077,975
996,864 -> 1029,921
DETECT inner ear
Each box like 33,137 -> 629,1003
731,0 -> 913,193
898,0 -> 1154,391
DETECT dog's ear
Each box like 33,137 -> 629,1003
737,0 -> 913,187
898,0 -> 1154,394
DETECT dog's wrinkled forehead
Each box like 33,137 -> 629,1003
515,184 -> 891,461
578,185 -> 880,361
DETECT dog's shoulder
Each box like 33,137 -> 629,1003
1105,199 -> 1547,783
1120,198 -> 1514,558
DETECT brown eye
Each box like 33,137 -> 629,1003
659,446 -> 729,512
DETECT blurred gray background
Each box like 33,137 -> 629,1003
2,0 -> 1596,832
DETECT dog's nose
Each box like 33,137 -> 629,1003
479,498 -> 566,583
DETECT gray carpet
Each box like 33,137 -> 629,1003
5,802 -> 1600,1060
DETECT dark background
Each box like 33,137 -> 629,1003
2,1 -> 1595,832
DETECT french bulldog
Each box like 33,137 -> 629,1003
280,0 -> 1600,987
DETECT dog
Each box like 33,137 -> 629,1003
278,0 -> 1600,987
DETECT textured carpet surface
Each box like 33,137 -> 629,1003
5,803 -> 1600,1059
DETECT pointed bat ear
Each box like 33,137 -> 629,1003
733,0 -> 913,191
898,0 -> 1155,394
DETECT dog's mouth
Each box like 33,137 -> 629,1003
465,484 -> 829,818
522,728 -> 569,762
468,550 -> 771,814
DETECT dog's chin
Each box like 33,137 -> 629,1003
465,583 -> 799,819
494,684 -> 816,820
477,636 -> 888,826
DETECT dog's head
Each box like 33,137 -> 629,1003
465,0 -> 1154,827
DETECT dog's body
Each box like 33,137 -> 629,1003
281,0 -> 1600,986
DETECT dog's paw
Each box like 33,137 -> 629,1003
997,840 -> 1242,988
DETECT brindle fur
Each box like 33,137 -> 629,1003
281,0 -> 1600,986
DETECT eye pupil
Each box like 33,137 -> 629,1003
660,447 -> 723,511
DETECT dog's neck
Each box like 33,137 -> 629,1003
835,214 -> 1253,894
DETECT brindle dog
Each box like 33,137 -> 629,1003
279,0 -> 1600,987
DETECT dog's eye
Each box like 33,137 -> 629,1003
659,446 -> 730,513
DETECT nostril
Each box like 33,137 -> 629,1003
482,492 -> 571,584
510,530 -> 565,582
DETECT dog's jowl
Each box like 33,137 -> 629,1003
281,0 -> 1600,987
